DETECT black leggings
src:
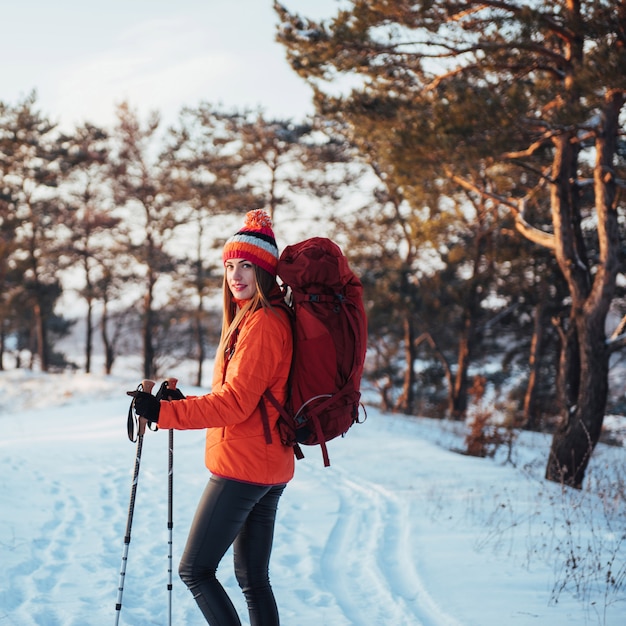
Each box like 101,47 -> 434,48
179,476 -> 286,626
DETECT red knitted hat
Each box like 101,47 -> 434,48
223,210 -> 279,276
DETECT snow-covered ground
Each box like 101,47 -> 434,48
0,367 -> 624,626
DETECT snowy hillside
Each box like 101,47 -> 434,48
0,368 -> 624,626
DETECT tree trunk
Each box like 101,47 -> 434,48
85,296 -> 93,374
546,93 -> 622,488
449,275 -> 483,420
143,274 -> 156,380
100,299 -> 114,375
194,310 -> 205,388
449,330 -> 471,419
554,312 -> 580,413
546,313 -> 608,488
194,240 -> 206,387
523,297 -> 545,430
394,314 -> 415,413
33,300 -> 48,372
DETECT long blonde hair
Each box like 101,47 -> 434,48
215,264 -> 278,371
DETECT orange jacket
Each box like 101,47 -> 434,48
158,305 -> 294,485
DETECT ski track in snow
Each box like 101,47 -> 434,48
296,461 -> 462,626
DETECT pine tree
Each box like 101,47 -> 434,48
0,94 -> 73,371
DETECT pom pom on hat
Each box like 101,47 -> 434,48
223,209 -> 279,276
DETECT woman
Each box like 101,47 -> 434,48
131,209 -> 294,626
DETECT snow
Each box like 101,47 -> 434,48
1,367 -> 625,626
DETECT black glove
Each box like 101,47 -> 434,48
155,381 -> 186,402
164,387 -> 185,401
129,390 -> 161,423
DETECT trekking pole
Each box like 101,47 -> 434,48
115,378 -> 155,626
154,376 -> 182,626
164,377 -> 178,626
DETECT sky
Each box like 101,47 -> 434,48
2,1 -> 342,130
1,365 -> 624,625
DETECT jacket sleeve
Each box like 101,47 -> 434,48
158,307 -> 290,430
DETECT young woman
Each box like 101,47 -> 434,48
131,209 -> 294,626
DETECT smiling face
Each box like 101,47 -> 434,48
225,258 -> 257,301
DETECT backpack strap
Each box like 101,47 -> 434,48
263,389 -> 305,460
294,292 -> 338,305
258,396 -> 273,445
308,413 -> 331,467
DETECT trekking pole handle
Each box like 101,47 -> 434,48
142,379 -> 156,393
138,379 -> 156,437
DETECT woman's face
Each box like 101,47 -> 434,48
225,258 -> 257,300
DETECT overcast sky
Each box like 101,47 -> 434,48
2,1 -> 341,130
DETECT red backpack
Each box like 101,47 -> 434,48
262,237 -> 368,466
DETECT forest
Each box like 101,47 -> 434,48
1,0 -> 625,490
